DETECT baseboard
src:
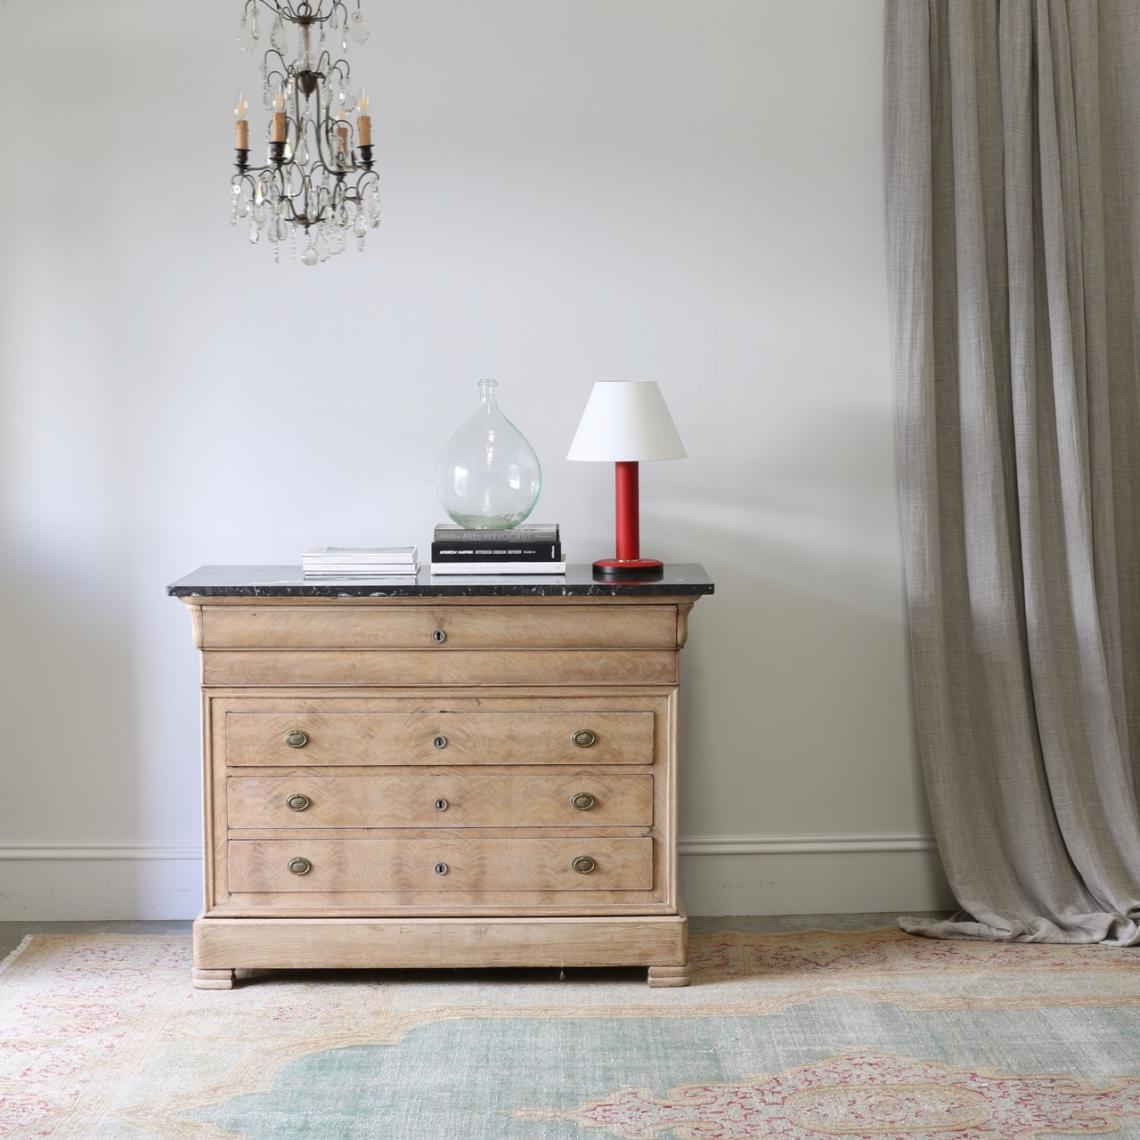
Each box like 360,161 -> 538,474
678,833 -> 953,916
0,844 -> 201,862
0,835 -> 953,920
678,833 -> 936,856
0,845 -> 204,921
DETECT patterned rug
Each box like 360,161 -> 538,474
2,928 -> 1139,1138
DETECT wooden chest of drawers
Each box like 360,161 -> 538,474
169,565 -> 712,989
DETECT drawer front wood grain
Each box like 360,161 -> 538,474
203,649 -> 677,687
227,769 -> 654,828
225,709 -> 655,767
203,604 -> 678,650
228,836 -> 653,893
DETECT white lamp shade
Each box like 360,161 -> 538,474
566,380 -> 687,462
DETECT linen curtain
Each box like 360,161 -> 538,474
884,0 -> 1140,943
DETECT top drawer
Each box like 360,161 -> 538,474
201,604 -> 679,650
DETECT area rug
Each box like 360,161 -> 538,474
2,928 -> 1139,1138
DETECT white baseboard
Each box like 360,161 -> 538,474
0,844 -> 201,862
0,845 -> 204,921
0,835 -> 952,920
678,833 -> 935,855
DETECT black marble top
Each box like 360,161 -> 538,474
167,565 -> 714,599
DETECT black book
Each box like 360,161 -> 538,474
431,541 -> 562,562
434,523 -> 559,543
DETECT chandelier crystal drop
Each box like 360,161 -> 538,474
231,0 -> 381,265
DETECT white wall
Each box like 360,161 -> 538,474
0,0 -> 950,919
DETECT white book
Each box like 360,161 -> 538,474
303,546 -> 418,564
303,567 -> 419,578
429,561 -> 567,576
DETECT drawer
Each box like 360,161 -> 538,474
228,836 -> 653,893
202,648 -> 677,687
202,604 -> 678,650
224,708 -> 655,767
227,769 -> 654,828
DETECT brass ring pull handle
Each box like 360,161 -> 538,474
434,862 -> 449,875
284,729 -> 309,749
288,856 -> 312,876
285,793 -> 311,812
571,729 -> 596,748
431,629 -> 447,644
434,798 -> 449,812
433,735 -> 448,750
571,792 -> 596,812
571,855 -> 597,875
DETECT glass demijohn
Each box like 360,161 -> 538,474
436,380 -> 542,529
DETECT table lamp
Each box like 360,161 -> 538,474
567,380 -> 686,579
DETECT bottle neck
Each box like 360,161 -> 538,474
478,378 -> 499,411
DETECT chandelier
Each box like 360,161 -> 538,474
231,0 -> 381,265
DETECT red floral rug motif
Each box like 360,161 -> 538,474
521,1051 -> 1140,1139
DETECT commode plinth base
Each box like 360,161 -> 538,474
192,909 -> 689,989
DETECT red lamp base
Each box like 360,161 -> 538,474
594,462 -> 666,580
593,557 -> 664,580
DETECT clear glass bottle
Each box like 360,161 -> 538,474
436,379 -> 542,529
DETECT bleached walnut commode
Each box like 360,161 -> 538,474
167,565 -> 713,989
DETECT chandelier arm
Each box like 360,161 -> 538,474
270,161 -> 302,224
310,183 -> 329,225
253,0 -> 349,26
232,171 -> 259,197
281,113 -> 299,159
262,47 -> 290,76
344,171 -> 377,201
279,164 -> 300,206
265,72 -> 289,104
358,169 -> 379,186
252,0 -> 296,23
251,0 -> 286,24
281,192 -> 303,225
291,76 -> 304,147
296,169 -> 312,222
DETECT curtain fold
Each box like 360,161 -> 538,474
884,0 -> 1140,943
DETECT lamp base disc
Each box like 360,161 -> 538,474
593,558 -> 664,580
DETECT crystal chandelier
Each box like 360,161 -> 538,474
231,0 -> 381,265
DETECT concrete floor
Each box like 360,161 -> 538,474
0,913 -> 951,964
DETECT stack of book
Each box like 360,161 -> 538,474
429,524 -> 565,575
302,546 -> 419,579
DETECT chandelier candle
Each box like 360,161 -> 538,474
335,111 -> 350,163
271,91 -> 287,144
357,88 -> 372,146
234,92 -> 249,150
230,0 -> 382,264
